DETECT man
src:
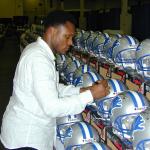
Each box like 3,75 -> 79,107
0,11 -> 109,150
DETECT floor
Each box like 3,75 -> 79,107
0,34 -> 20,149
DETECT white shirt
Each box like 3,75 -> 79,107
0,37 -> 93,150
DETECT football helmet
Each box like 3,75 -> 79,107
80,31 -> 92,52
104,34 -> 122,62
66,142 -> 110,150
95,79 -> 127,121
73,71 -> 103,87
63,55 -> 76,70
112,35 -> 139,71
132,107 -> 150,150
63,121 -> 100,149
64,59 -> 81,84
136,39 -> 150,81
110,91 -> 149,146
92,33 -> 110,58
55,54 -> 66,72
57,114 -> 83,142
73,30 -> 83,50
86,33 -> 97,55
73,64 -> 97,82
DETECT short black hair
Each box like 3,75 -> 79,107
43,10 -> 77,30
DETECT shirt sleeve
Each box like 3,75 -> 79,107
31,57 -> 93,118
58,83 -> 80,97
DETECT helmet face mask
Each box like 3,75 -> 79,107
136,39 -> 150,80
136,55 -> 150,80
112,36 -> 138,71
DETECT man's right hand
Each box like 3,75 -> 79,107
89,79 -> 110,100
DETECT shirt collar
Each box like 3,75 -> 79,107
37,36 -> 56,61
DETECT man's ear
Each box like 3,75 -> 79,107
47,26 -> 58,37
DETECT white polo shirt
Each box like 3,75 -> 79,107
0,37 -> 93,150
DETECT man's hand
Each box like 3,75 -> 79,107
90,80 -> 110,100
80,79 -> 110,100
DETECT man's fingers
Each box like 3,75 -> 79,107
96,80 -> 108,88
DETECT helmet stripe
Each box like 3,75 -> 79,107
127,91 -> 139,108
117,79 -> 126,91
86,122 -> 94,138
74,60 -> 80,68
78,122 -> 91,140
125,35 -> 136,45
61,55 -> 66,61
137,92 -> 146,107
88,72 -> 99,83
92,142 -> 103,150
109,79 -> 117,92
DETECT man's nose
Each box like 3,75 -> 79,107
68,39 -> 73,46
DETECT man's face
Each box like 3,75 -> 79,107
51,21 -> 75,54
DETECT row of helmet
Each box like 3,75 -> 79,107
56,53 -> 150,150
73,29 -> 150,81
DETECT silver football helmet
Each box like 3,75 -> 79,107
63,55 -> 76,71
73,30 -> 83,50
55,54 -> 66,72
63,121 -> 100,149
73,71 -> 103,87
104,34 -> 122,62
67,142 -> 110,150
95,79 -> 127,121
64,59 -> 81,84
92,33 -> 110,58
136,39 -> 150,81
73,64 -> 97,83
110,91 -> 149,146
112,35 -> 139,71
80,31 -> 92,52
86,33 -> 97,55
132,107 -> 150,150
57,114 -> 83,142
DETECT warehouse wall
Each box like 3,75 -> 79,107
0,0 -> 23,18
